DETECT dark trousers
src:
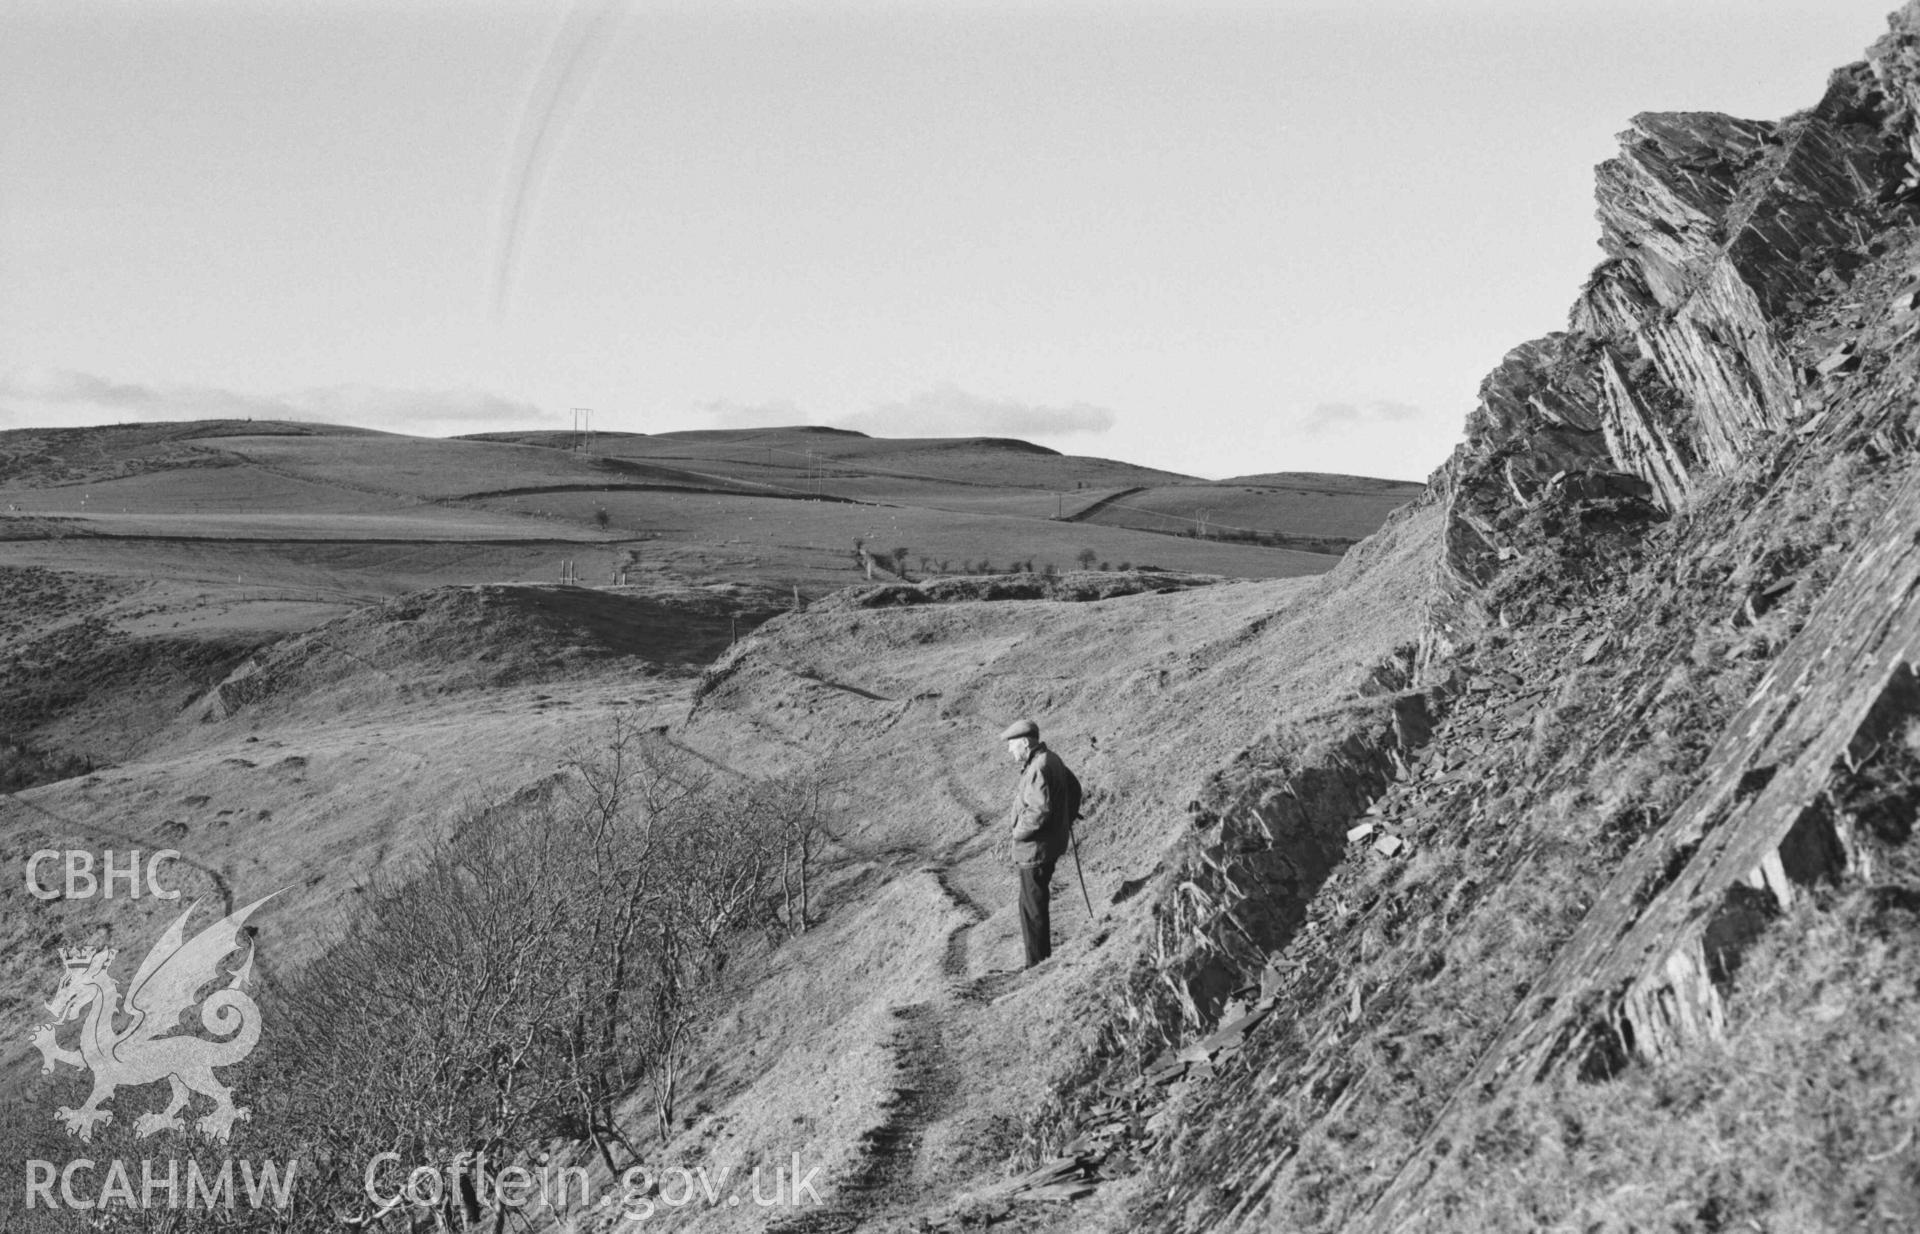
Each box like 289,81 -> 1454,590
1018,857 -> 1056,967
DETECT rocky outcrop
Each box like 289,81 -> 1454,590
1365,10 -> 1920,1227
1423,23 -> 1920,669
1112,7 -> 1920,1232
1576,71 -> 1894,485
1369,431 -> 1920,1228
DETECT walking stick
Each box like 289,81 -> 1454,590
1068,816 -> 1094,917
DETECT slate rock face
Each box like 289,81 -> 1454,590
1108,7 -> 1920,1231
1423,29 -> 1920,667
1363,11 -> 1920,1225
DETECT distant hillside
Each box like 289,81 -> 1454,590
0,419 -> 383,488
654,425 -> 870,442
0,420 -> 1360,781
548,425 -> 1201,494
1218,471 -> 1426,492
1070,476 -> 1424,554
463,425 -> 872,451
466,426 -> 1415,555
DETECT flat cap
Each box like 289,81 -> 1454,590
997,718 -> 1039,741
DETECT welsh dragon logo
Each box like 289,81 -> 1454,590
31,892 -> 279,1143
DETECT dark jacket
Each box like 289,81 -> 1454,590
1008,744 -> 1075,867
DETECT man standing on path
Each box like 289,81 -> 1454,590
996,718 -> 1076,968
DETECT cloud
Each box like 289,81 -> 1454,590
0,368 -> 557,435
839,383 -> 1116,439
1299,399 -> 1423,436
0,368 -> 302,422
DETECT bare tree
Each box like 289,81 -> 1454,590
748,770 -> 837,936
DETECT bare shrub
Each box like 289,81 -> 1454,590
221,717 -> 840,1228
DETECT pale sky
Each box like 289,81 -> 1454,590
0,0 -> 1905,481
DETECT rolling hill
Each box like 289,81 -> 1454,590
0,423 -> 1406,784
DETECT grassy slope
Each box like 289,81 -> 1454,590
638,498 -> 1441,1228
0,581 -> 777,1095
0,486 -> 1440,1229
0,419 -> 1433,1231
